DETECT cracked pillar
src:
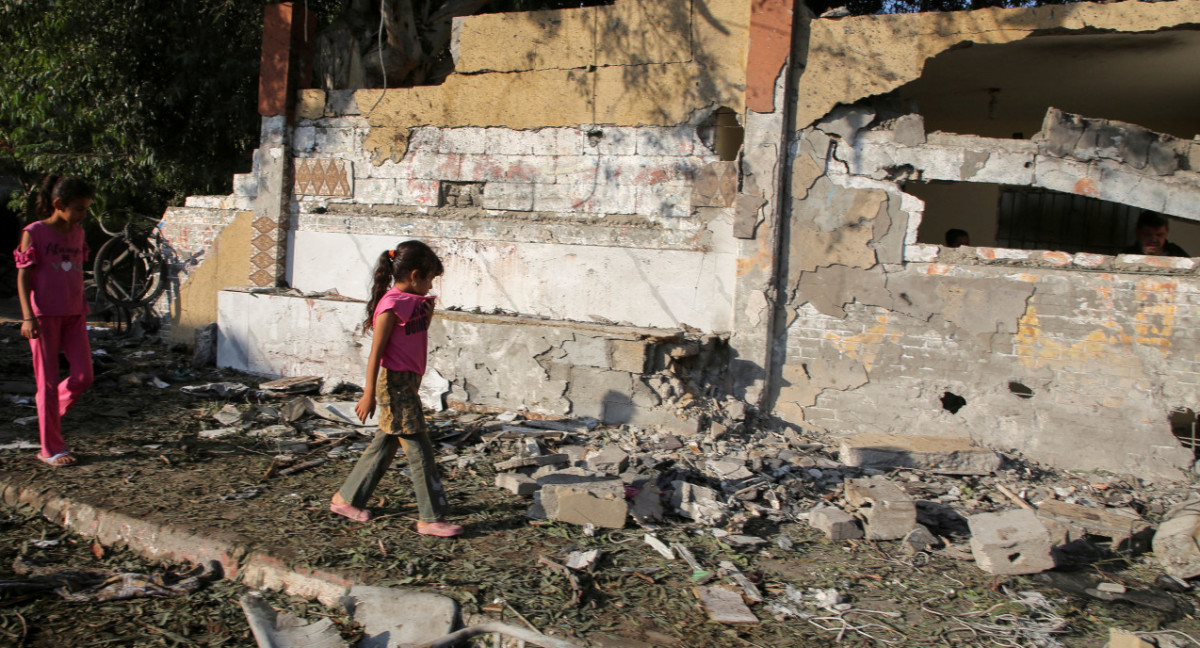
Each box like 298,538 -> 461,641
250,2 -> 315,287
728,0 -> 797,404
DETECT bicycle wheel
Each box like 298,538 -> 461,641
93,234 -> 168,307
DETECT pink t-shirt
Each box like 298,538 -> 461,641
13,221 -> 89,317
375,288 -> 435,374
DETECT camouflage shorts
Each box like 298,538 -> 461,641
376,369 -> 425,436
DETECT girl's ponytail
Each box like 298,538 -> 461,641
34,175 -> 62,220
363,249 -> 396,332
34,175 -> 95,220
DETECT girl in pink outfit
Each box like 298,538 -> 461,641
329,240 -> 463,537
15,175 -> 95,467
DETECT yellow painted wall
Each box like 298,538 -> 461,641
169,211 -> 252,346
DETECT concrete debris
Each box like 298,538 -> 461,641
343,586 -> 458,648
844,476 -> 917,541
584,445 -> 629,475
199,427 -> 240,439
723,535 -> 767,550
694,585 -> 758,624
671,481 -> 729,526
495,453 -> 570,471
838,433 -> 1001,475
630,484 -> 665,525
968,509 -> 1056,575
807,504 -> 864,541
1109,629 -> 1156,648
1152,499 -> 1200,579
259,376 -> 322,394
1036,499 -> 1152,551
902,524 -> 943,554
496,472 -> 538,496
534,467 -> 604,486
212,404 -> 249,426
565,549 -> 602,571
541,480 -> 627,528
718,560 -> 763,603
644,533 -> 675,560
241,594 -> 346,648
183,382 -> 251,399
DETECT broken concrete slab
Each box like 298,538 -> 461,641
534,467 -> 605,487
968,509 -> 1056,575
242,594 -> 346,648
630,483 -> 665,524
259,376 -> 322,394
1152,500 -> 1200,579
808,505 -> 864,541
839,434 -> 1001,475
495,454 -> 570,471
344,586 -> 458,648
541,480 -> 627,529
1036,499 -> 1152,551
496,472 -> 538,496
565,549 -> 602,572
694,586 -> 758,624
585,445 -> 630,475
670,481 -> 728,526
706,459 -> 754,481
843,477 -> 917,541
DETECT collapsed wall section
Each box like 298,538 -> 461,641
777,102 -> 1200,480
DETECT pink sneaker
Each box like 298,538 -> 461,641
417,520 -> 464,537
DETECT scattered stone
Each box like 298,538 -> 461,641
585,445 -> 629,475
1153,499 -> 1200,579
1096,582 -> 1126,594
844,476 -> 917,541
184,383 -> 251,399
517,438 -> 542,457
541,480 -> 627,529
496,472 -> 538,496
199,428 -> 240,439
1036,499 -> 1152,551
902,524 -> 942,554
495,454 -> 570,471
723,535 -> 767,549
718,560 -> 763,603
630,484 -> 665,524
706,459 -> 753,481
644,533 -> 675,560
808,505 -> 864,541
192,323 -> 218,367
694,586 -> 758,624
565,549 -> 602,571
212,404 -> 248,426
839,434 -> 1001,475
968,509 -> 1056,575
260,376 -> 321,394
671,481 -> 728,525
534,467 -> 603,487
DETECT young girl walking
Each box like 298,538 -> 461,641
15,175 -> 96,467
329,240 -> 463,537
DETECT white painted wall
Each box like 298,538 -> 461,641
289,230 -> 738,331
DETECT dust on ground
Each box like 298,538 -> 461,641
0,317 -> 1198,648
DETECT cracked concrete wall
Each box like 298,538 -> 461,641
217,289 -> 720,433
777,101 -> 1200,480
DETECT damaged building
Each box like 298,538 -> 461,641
159,0 -> 1200,481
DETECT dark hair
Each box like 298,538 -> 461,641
35,175 -> 95,220
944,228 -> 969,247
363,240 -> 444,331
1136,211 -> 1169,230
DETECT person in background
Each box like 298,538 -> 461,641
1123,211 -> 1190,257
14,175 -> 95,467
944,228 -> 970,248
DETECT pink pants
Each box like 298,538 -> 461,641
29,315 -> 93,458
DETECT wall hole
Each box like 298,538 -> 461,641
586,130 -> 604,147
1007,552 -> 1021,562
1008,381 -> 1034,399
941,391 -> 967,414
697,106 -> 744,162
1170,408 -> 1199,459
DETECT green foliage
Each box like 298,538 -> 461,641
0,0 -> 339,219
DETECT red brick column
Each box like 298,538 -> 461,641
251,2 -> 316,288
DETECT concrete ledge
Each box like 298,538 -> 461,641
0,472 -> 360,607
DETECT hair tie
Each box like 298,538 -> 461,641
388,249 -> 395,258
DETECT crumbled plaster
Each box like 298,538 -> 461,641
793,0 -> 1200,129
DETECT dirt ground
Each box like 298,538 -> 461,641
1,305 -> 1198,648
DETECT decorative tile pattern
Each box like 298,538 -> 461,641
294,158 -> 352,196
